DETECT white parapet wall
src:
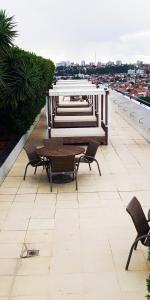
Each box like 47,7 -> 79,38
0,108 -> 45,184
110,90 -> 150,142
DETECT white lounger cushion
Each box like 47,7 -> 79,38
59,101 -> 88,107
51,127 -> 104,137
57,107 -> 92,113
54,116 -> 97,122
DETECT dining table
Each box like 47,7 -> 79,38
36,145 -> 85,183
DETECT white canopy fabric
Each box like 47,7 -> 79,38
57,101 -> 88,106
54,115 -> 97,122
53,84 -> 95,89
56,80 -> 89,85
51,127 -> 104,137
49,87 -> 107,96
57,107 -> 92,113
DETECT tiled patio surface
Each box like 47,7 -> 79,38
0,101 -> 150,299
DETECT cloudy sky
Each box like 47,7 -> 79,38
1,0 -> 150,64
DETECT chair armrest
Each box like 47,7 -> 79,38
84,155 -> 94,161
134,233 -> 150,246
76,155 -> 85,164
30,159 -> 41,165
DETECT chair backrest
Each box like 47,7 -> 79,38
51,155 -> 75,173
85,140 -> 99,162
24,143 -> 40,163
126,196 -> 149,244
44,137 -> 63,148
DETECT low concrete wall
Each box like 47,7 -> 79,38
110,90 -> 150,142
0,108 -> 44,184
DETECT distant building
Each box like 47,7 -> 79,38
116,60 -> 122,66
56,61 -> 67,67
106,61 -> 114,66
56,61 -> 73,67
142,64 -> 150,72
81,60 -> 85,66
128,69 -> 136,75
66,61 -> 72,66
97,61 -> 102,67
89,62 -> 95,66
136,60 -> 143,67
136,69 -> 145,76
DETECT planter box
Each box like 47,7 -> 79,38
0,108 -> 44,184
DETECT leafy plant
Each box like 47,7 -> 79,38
146,242 -> 150,299
0,10 -> 55,135
0,9 -> 17,55
147,274 -> 150,299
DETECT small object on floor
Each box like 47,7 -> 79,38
20,243 -> 39,258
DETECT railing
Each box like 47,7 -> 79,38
114,89 -> 150,108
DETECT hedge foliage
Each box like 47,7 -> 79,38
147,246 -> 150,299
0,10 -> 55,134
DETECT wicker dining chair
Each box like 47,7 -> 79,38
48,155 -> 77,192
125,196 -> 150,270
75,140 -> 101,175
43,137 -> 63,148
23,143 -> 49,180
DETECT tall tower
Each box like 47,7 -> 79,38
94,51 -> 97,66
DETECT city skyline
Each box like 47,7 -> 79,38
56,59 -> 148,66
1,0 -> 150,64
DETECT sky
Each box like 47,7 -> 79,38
1,0 -> 150,64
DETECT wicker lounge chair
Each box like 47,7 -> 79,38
48,155 -> 77,192
125,196 -> 150,270
23,143 -> 48,180
75,140 -> 101,175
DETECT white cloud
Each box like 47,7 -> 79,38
1,0 -> 150,63
121,30 -> 150,43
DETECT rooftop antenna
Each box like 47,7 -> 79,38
94,51 -> 97,66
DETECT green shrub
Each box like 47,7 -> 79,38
0,47 -> 55,134
147,275 -> 150,299
146,244 -> 150,298
0,10 -> 55,135
0,9 -> 17,55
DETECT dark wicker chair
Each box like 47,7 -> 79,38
75,140 -> 101,175
43,137 -> 63,148
125,196 -> 150,270
48,155 -> 77,192
23,143 -> 49,180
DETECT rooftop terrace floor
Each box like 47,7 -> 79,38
0,102 -> 150,299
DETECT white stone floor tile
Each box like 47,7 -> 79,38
0,195 -> 15,202
0,187 -> 18,194
0,231 -> 25,243
0,276 -> 14,296
14,194 -> 36,203
28,219 -> 55,230
48,273 -> 83,294
10,297 -> 48,300
17,257 -> 51,275
1,104 -> 150,298
2,218 -> 29,231
11,275 -> 51,296
50,294 -> 83,300
25,230 -> 54,244
117,271 -> 149,292
0,244 -> 22,258
0,259 -> 17,275
122,291 -> 148,300
84,291 -> 124,300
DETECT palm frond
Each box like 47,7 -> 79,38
0,10 -> 18,55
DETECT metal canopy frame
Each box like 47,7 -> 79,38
46,86 -> 109,145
